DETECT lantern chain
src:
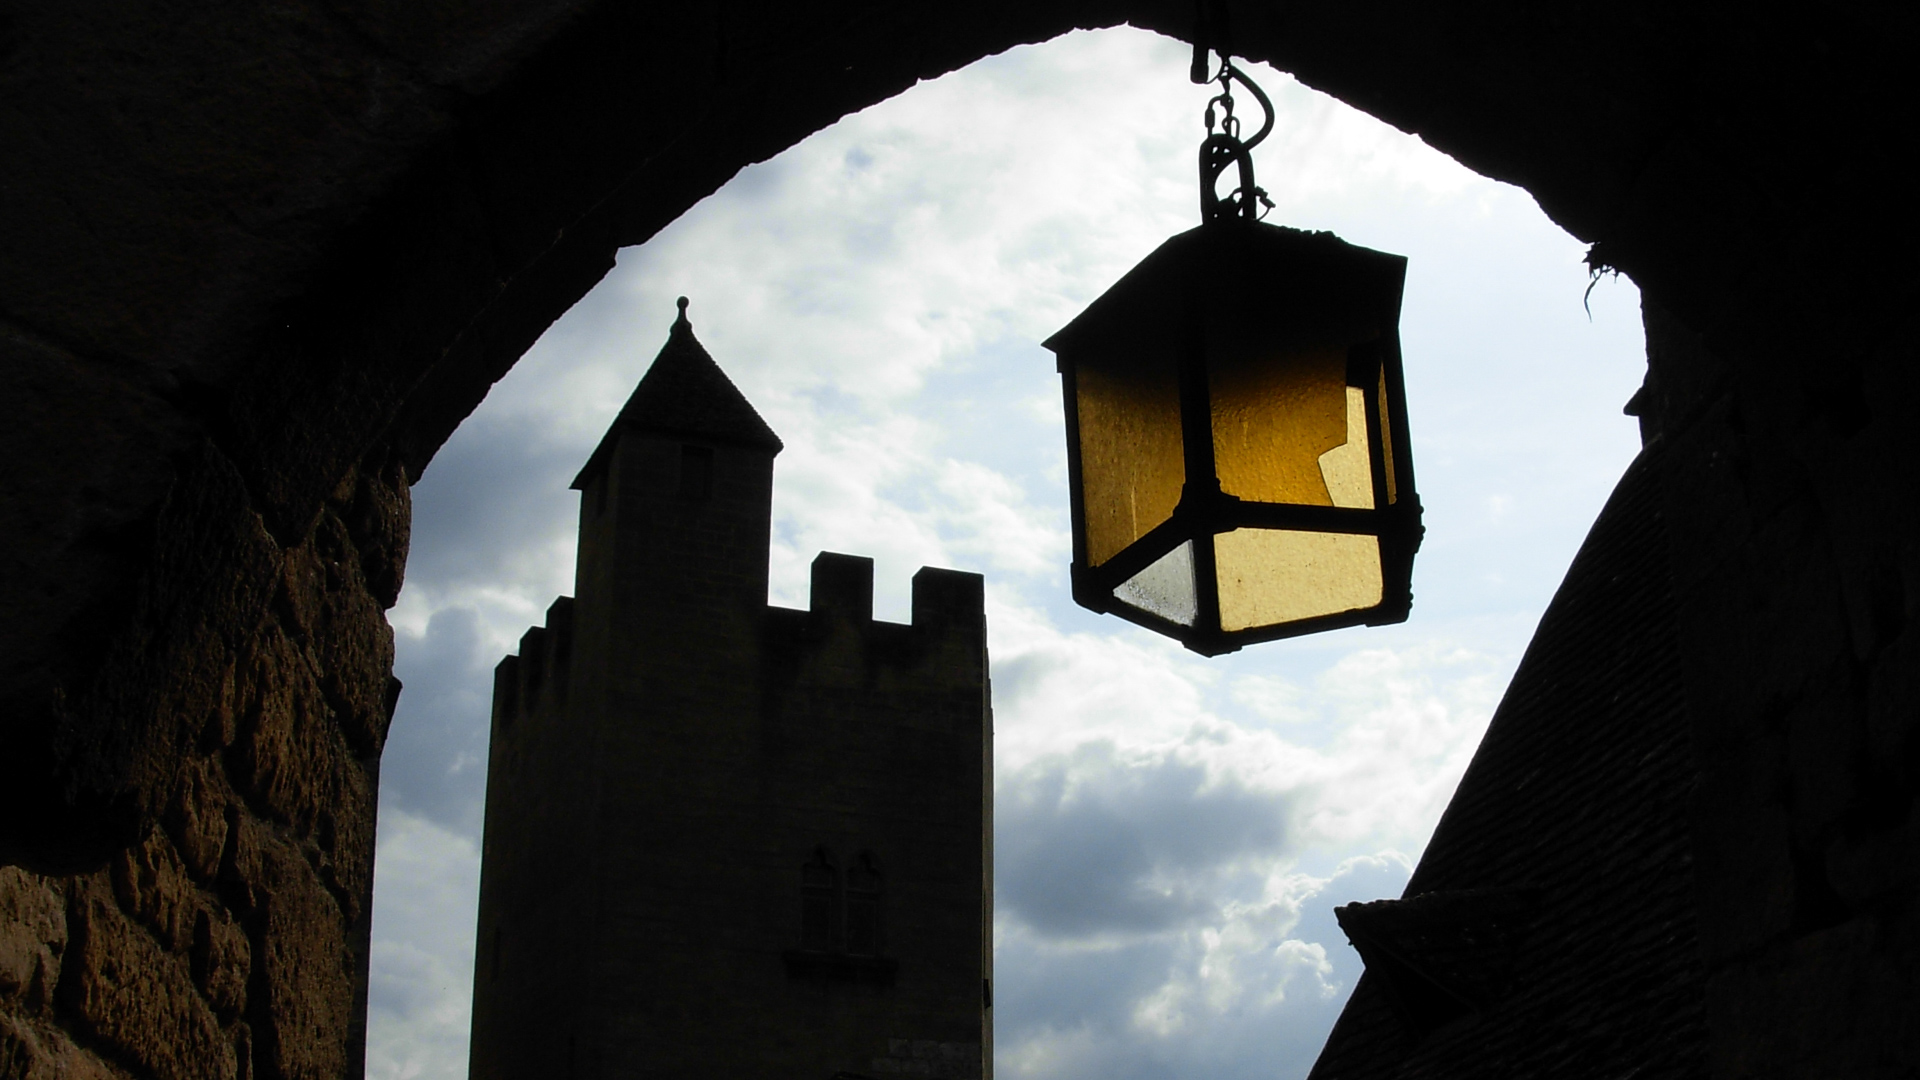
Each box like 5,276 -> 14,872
1192,43 -> 1275,223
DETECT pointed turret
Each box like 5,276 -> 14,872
572,297 -> 781,491
566,296 -> 782,682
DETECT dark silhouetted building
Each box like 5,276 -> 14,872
469,303 -> 993,1080
1309,448 -> 1700,1078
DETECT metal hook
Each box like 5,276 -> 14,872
1192,0 -> 1273,223
1196,65 -> 1274,222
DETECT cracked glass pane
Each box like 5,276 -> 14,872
1210,346 -> 1353,506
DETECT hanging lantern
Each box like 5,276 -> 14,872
1043,38 -> 1422,656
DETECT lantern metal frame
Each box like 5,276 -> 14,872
1042,36 -> 1423,656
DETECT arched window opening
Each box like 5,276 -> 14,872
784,844 -> 900,987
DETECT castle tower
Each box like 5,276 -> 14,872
469,300 -> 993,1080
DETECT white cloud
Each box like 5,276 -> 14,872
365,811 -> 481,1080
991,853 -> 1413,1080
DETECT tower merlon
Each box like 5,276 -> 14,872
515,626 -> 548,710
544,596 -> 576,676
810,552 -> 875,624
497,596 -> 577,725
492,655 -> 521,729
913,566 -> 985,635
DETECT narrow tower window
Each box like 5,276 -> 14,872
845,851 -> 883,956
801,847 -> 837,951
679,444 -> 715,503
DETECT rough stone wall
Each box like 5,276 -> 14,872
1640,298 -> 1920,1078
0,441 -> 407,1080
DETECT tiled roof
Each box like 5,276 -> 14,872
572,298 -> 783,489
1309,443 -> 1706,1078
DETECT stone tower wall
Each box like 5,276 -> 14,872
469,595 -> 592,1080
576,554 -> 991,1080
471,410 -> 990,1080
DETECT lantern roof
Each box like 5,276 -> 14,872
572,298 -> 783,490
1043,220 -> 1408,367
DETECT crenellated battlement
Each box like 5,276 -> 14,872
762,552 -> 987,692
797,552 -> 984,637
491,596 -> 575,731
725,551 -> 992,744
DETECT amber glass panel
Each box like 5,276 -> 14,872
1213,529 -> 1383,632
1112,541 -> 1198,626
1210,346 -> 1351,506
1317,388 -> 1374,509
1076,357 -> 1185,567
1378,365 -> 1398,505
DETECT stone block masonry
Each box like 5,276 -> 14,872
0,445 -> 407,1080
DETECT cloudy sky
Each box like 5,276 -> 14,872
361,27 -> 1645,1080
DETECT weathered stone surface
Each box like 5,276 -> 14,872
19,441 -> 284,867
284,510 -> 396,761
340,455 -> 412,613
872,1039 -> 984,1079
109,830 -> 194,954
191,907 -> 249,1023
1704,916 -> 1919,1080
164,757 -> 232,884
232,627 -> 337,832
0,322 -> 196,773
227,822 -> 353,1080
62,878 -> 234,1080
0,870 -> 63,1015
232,1022 -> 253,1080
231,619 -> 378,923
0,1013 -> 124,1080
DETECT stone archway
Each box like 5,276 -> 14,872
1,2 -> 1915,1077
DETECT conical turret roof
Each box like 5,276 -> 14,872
572,298 -> 783,489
